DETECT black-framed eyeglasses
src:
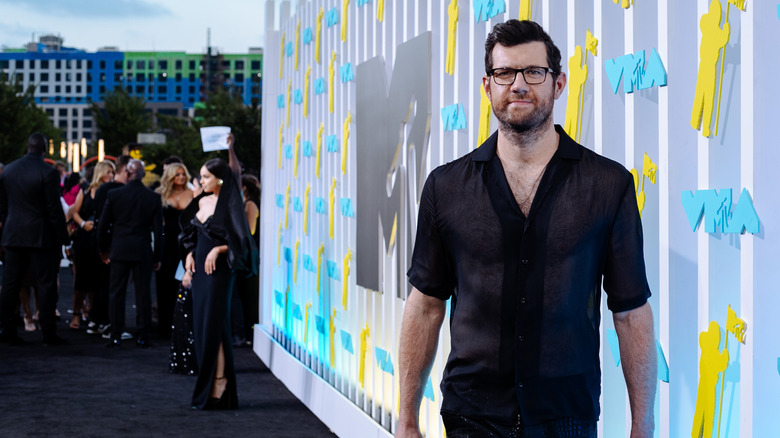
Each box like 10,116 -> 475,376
488,66 -> 554,85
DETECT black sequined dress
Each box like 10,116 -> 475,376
169,284 -> 197,375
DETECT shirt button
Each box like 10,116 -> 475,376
521,259 -> 529,265
520,297 -> 527,304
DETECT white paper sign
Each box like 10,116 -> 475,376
200,126 -> 231,152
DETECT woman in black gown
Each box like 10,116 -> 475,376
155,162 -> 193,338
180,157 -> 257,410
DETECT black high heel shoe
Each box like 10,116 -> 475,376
204,376 -> 230,410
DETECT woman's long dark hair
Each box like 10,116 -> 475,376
241,174 -> 261,206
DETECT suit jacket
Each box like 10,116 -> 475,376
97,179 -> 163,263
0,153 -> 68,248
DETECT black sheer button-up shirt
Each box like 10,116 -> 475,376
407,125 -> 650,426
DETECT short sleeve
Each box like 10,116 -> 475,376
603,174 -> 652,312
407,171 -> 454,301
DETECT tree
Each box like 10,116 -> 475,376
196,88 -> 262,177
89,87 -> 152,156
0,75 -> 62,164
142,113 -> 221,179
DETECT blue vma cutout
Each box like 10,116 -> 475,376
276,194 -> 284,208
315,315 -> 326,335
326,135 -> 339,152
303,27 -> 313,45
605,48 -> 667,94
286,42 -> 294,57
441,103 -> 467,131
303,254 -> 316,273
424,377 -> 435,401
275,290 -> 284,307
314,197 -> 327,214
473,0 -> 505,23
293,197 -> 303,212
681,188 -> 760,234
326,260 -> 340,280
341,330 -> 354,354
294,89 -> 303,104
340,198 -> 355,217
292,304 -> 303,320
340,63 -> 354,83
314,78 -> 326,95
277,94 -> 285,108
303,141 -> 313,157
375,347 -> 394,375
326,7 -> 339,27
284,144 -> 293,159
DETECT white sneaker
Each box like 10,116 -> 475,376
120,332 -> 133,340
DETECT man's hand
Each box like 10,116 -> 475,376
100,252 -> 110,264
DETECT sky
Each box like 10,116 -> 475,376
0,0 -> 270,54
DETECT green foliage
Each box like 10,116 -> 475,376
0,75 -> 62,165
195,88 -> 262,177
89,87 -> 152,156
141,114 -> 221,180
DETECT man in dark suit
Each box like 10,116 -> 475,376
0,133 -> 69,346
98,159 -> 163,348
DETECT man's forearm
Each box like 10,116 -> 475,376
613,302 -> 657,437
397,288 -> 446,435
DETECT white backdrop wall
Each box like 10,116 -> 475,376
257,1 -> 777,437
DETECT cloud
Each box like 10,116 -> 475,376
0,0 -> 172,18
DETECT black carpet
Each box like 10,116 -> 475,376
0,265 -> 336,438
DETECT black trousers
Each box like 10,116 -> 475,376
442,412 -> 597,438
0,246 -> 61,337
108,260 -> 153,341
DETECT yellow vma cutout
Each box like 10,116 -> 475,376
691,305 -> 747,438
613,0 -> 633,9
279,32 -> 285,79
304,65 -> 311,118
342,112 -> 351,174
692,321 -> 728,438
359,324 -> 370,388
342,249 -> 351,309
315,8 -> 324,64
445,0 -> 458,76
341,0 -> 350,42
518,0 -> 533,20
629,152 -> 657,217
329,51 -> 336,114
564,45 -> 588,143
478,85 -> 492,146
690,0 -> 732,138
295,20 -> 300,71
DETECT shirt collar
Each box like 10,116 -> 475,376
472,124 -> 582,162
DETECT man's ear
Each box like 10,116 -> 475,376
482,76 -> 492,101
553,72 -> 567,100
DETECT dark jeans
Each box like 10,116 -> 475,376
442,412 -> 597,438
0,247 -> 61,337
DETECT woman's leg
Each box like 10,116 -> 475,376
210,343 -> 226,398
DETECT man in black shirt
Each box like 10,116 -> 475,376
398,20 -> 656,438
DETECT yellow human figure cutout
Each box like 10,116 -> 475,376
629,152 -> 658,216
304,302 -> 312,345
564,45 -> 588,142
277,221 -> 282,265
586,29 -> 598,57
279,32 -> 285,79
329,178 -> 336,239
714,0 -> 746,136
316,243 -> 324,294
286,80 -> 292,127
359,324 -> 370,388
316,122 -> 324,179
445,0 -> 458,76
716,304 -> 747,437
613,0 -> 634,9
690,0 -> 730,138
294,239 -> 300,283
329,51 -> 336,114
341,0 -> 350,42
342,112 -> 351,174
329,308 -> 337,369
303,184 -> 311,235
478,85 -> 492,146
295,20 -> 300,71
304,65 -> 311,118
377,0 -> 385,22
284,183 -> 291,229
315,8 -> 324,64
691,321 -> 729,438
278,123 -> 283,169
342,249 -> 352,309
294,130 -> 300,178
518,0 -> 533,20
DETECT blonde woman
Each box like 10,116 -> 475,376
70,161 -> 115,330
155,163 -> 193,337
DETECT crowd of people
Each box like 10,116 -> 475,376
0,132 -> 260,411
